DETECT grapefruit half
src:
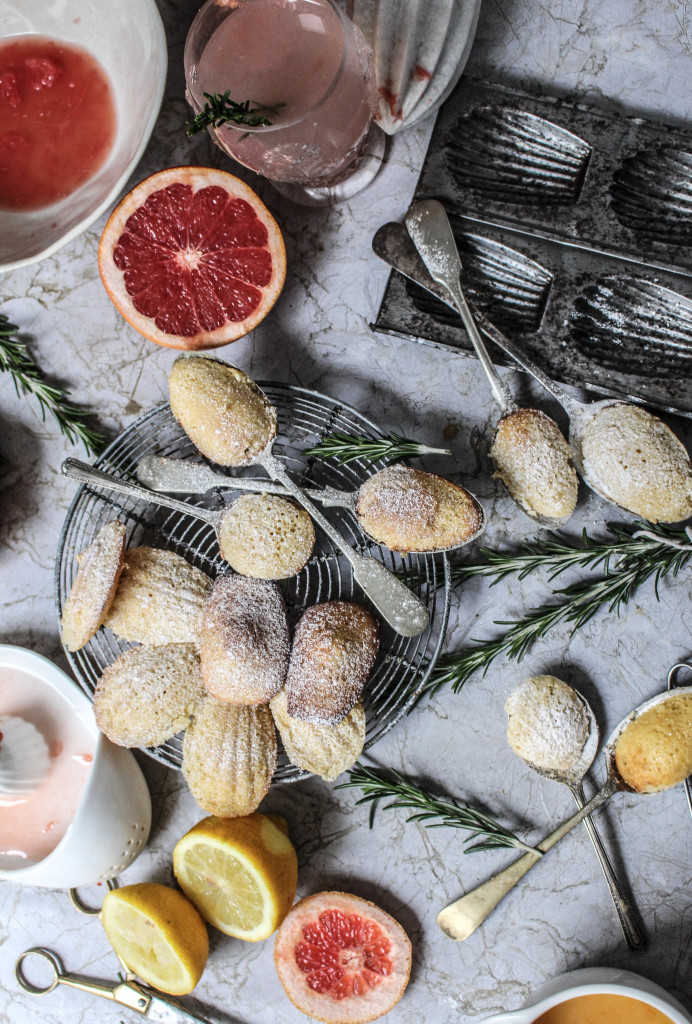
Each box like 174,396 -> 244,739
98,167 -> 286,350
274,891 -> 412,1024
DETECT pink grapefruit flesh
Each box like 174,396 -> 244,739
274,891 -> 412,1024
98,167 -> 286,350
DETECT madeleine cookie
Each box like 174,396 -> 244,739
218,493 -> 315,579
182,698 -> 277,816
104,547 -> 212,645
169,355 -> 277,467
356,464 -> 484,552
60,520 -> 126,651
201,574 -> 290,705
94,643 -> 204,747
285,602 -> 379,725
490,408 -> 578,521
270,690 -> 365,781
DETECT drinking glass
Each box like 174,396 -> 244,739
184,0 -> 384,206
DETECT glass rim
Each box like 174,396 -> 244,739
184,0 -> 351,134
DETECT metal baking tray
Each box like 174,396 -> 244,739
373,78 -> 692,415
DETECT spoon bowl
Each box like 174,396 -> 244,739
510,681 -> 646,951
404,201 -> 578,529
437,686 -> 692,941
135,454 -> 487,556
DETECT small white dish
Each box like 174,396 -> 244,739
0,644 -> 151,888
480,968 -> 692,1024
0,0 -> 167,273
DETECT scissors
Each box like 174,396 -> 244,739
15,884 -> 214,1024
667,662 -> 692,822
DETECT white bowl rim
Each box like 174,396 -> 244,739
481,969 -> 692,1024
0,0 -> 167,275
0,643 -> 104,880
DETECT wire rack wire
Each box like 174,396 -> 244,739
55,383 -> 451,783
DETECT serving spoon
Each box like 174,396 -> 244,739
404,200 -> 576,529
62,457 -> 430,639
437,686 -> 692,941
135,454 -> 486,555
373,220 -> 692,518
514,687 -> 646,952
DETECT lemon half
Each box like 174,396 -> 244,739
101,883 -> 208,995
173,813 -> 298,941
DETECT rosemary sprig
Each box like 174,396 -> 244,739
420,522 -> 692,700
337,763 -> 540,855
305,431 -> 451,467
186,91 -> 281,136
0,313 -> 104,456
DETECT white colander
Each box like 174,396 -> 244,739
0,645 -> 151,888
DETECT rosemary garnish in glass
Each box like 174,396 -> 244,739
0,313 -> 104,456
337,763 -> 541,855
305,430 -> 451,467
418,522 -> 692,700
186,90 -> 282,136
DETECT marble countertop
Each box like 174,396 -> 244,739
1,1 -> 691,1023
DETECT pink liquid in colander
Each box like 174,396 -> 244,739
0,667 -> 94,867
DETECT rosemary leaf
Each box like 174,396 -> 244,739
0,313 -> 104,456
186,90 -> 281,136
337,763 -> 540,856
305,430 -> 451,467
420,527 -> 692,701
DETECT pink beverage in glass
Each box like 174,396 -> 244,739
185,0 -> 377,187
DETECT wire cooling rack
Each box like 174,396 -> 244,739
55,383 -> 451,782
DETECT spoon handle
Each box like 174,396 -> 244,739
61,458 -> 219,528
258,451 -> 430,638
405,201 -> 516,416
372,222 -> 583,421
570,782 -> 647,952
136,454 -> 353,508
436,781 -> 617,941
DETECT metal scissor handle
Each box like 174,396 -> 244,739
667,662 -> 692,822
16,948 -> 67,995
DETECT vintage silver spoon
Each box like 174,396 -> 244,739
437,686 -> 692,942
512,687 -> 646,952
61,457 -> 429,639
373,220 -> 692,521
404,200 -> 576,529
135,454 -> 486,555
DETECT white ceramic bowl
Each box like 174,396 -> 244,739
480,968 -> 692,1024
0,645 -> 151,888
0,0 -> 167,273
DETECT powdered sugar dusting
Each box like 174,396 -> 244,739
490,408 -> 577,521
580,402 -> 692,522
505,675 -> 591,777
286,602 -> 379,725
201,574 -> 290,705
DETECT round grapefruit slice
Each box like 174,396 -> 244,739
98,167 -> 286,350
274,891 -> 412,1024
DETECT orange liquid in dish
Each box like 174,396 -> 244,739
0,35 -> 116,210
0,667 -> 94,867
532,994 -> 673,1024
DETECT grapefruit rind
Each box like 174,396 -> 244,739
98,167 -> 286,350
274,891 -> 412,1024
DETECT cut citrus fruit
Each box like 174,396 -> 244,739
98,167 -> 286,350
101,883 -> 208,995
173,813 -> 298,941
274,891 -> 412,1024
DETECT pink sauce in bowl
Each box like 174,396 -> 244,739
0,667 -> 94,868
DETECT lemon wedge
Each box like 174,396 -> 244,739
173,813 -> 298,941
101,883 -> 208,995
